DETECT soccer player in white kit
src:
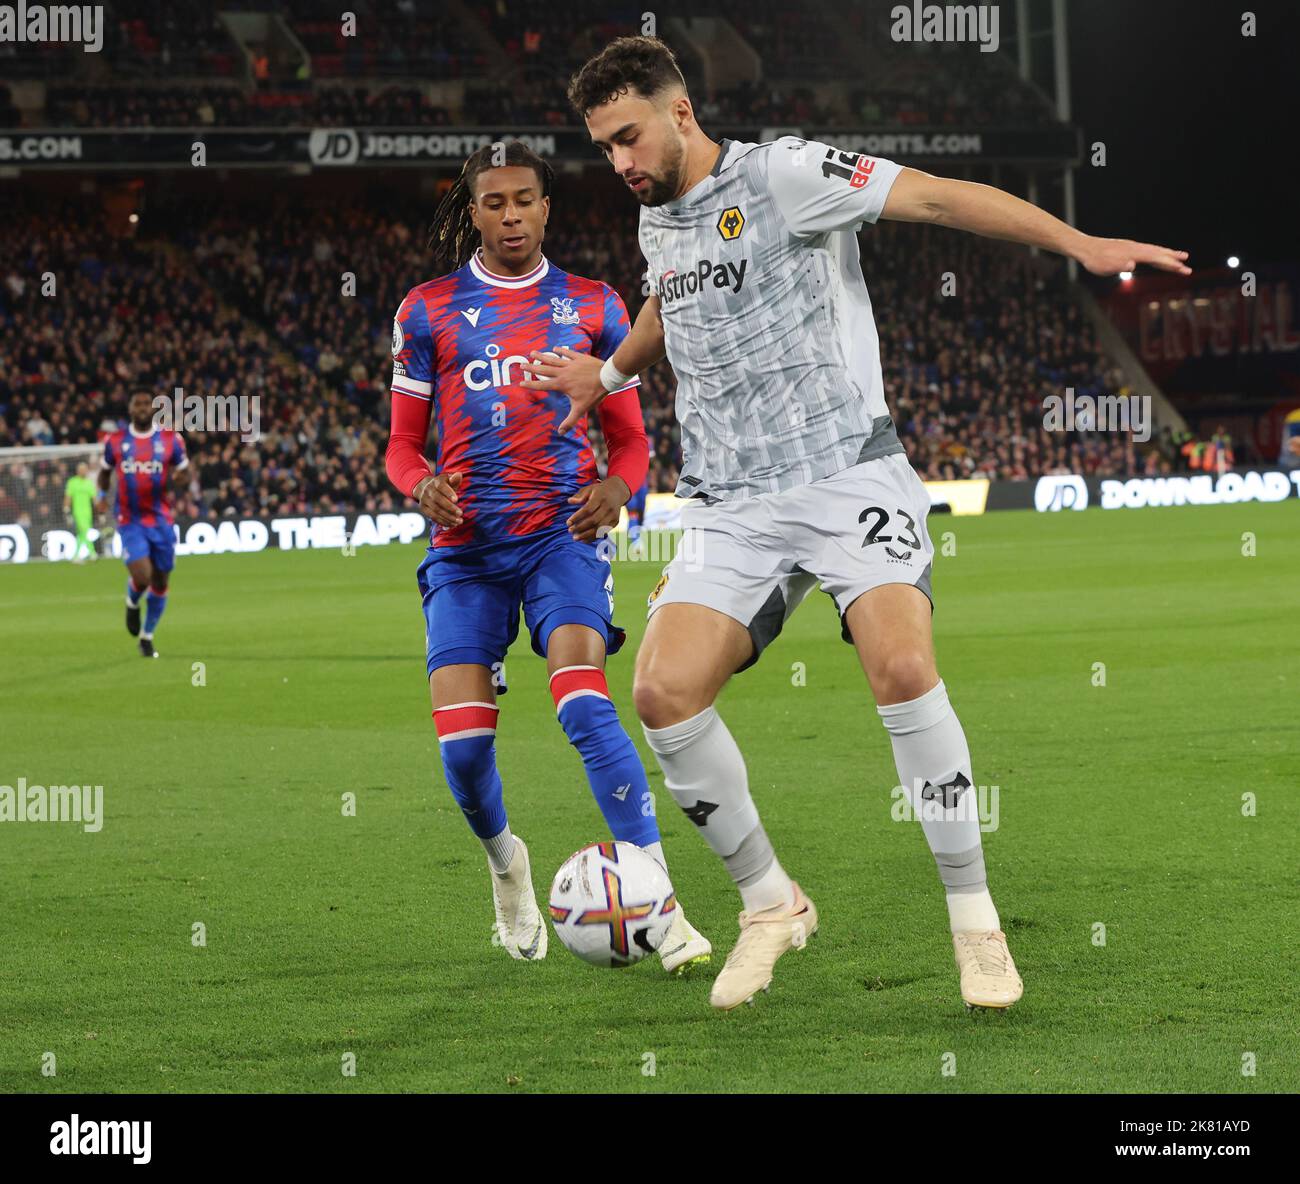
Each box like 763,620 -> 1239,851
523,36 -> 1191,1011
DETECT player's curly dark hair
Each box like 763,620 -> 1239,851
427,140 -> 554,275
566,35 -> 688,120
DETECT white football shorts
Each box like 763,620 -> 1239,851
646,453 -> 934,669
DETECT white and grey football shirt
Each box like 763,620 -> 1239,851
638,136 -> 906,501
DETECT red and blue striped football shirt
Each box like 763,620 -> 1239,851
101,427 -> 188,527
385,249 -> 648,549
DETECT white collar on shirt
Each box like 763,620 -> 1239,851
469,247 -> 549,290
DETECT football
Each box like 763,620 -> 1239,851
549,842 -> 676,967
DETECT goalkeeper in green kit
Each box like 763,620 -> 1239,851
63,462 -> 98,563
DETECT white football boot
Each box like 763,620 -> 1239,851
657,903 -> 712,975
952,929 -> 1023,1009
490,837 -> 547,960
709,883 -> 818,1010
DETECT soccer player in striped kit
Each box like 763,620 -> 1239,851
528,36 -> 1191,1010
385,141 -> 710,971
97,390 -> 190,658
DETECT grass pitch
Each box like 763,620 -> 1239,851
1,502 -> 1296,1093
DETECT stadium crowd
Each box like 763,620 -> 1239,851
39,78 -> 843,133
479,0 -> 855,85
1,174 -> 1210,536
44,85 -> 454,129
0,198 -> 400,524
21,0 -> 1054,130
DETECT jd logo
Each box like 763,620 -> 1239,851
1034,474 -> 1088,512
308,128 -> 360,165
0,525 -> 30,563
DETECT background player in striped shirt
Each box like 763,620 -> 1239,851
529,36 -> 1191,1012
384,141 -> 709,971
97,391 -> 189,659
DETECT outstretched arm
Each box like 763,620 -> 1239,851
881,168 -> 1191,277
608,292 -> 666,375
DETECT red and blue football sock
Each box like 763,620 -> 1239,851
141,587 -> 168,638
550,665 -> 661,852
434,700 -> 513,871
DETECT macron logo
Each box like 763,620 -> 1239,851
50,1114 -> 151,1164
461,307 -> 482,327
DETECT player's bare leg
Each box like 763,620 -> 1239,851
431,663 -> 545,960
125,556 -> 150,641
546,623 -> 710,973
635,603 -> 817,1008
845,583 -> 1023,1010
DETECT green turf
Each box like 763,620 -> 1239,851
1,502 -> 1297,1093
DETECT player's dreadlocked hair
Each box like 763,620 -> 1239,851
566,35 -> 688,119
427,140 -> 554,275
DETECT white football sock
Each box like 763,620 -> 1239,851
643,706 -> 795,912
482,826 -> 516,875
878,680 -> 1000,933
642,840 -> 667,872
947,888 -> 1000,932
738,856 -> 796,914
